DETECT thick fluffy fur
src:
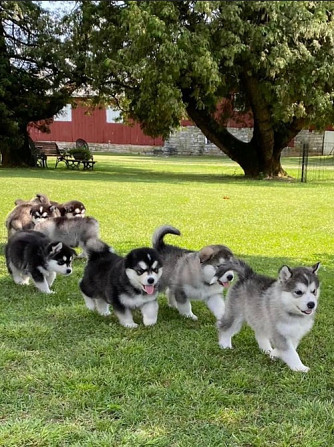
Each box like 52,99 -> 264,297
6,194 -> 86,238
79,243 -> 163,328
5,230 -> 75,293
6,193 -> 59,237
56,200 -> 86,218
34,216 -> 99,257
217,258 -> 321,372
152,225 -> 234,321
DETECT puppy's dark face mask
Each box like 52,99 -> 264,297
125,248 -> 163,294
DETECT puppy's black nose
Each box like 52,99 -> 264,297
66,269 -> 72,274
147,277 -> 154,284
307,302 -> 315,309
227,274 -> 233,281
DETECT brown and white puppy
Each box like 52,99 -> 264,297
5,193 -> 59,238
152,225 -> 235,321
56,200 -> 86,218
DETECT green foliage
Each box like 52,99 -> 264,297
0,1 -> 82,166
70,1 -> 334,176
0,154 -> 333,445
66,147 -> 92,160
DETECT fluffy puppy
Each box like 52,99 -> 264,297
34,216 -> 99,258
79,242 -> 163,328
5,230 -> 75,294
152,225 -> 234,321
6,194 -> 59,237
216,258 -> 321,372
56,200 -> 86,218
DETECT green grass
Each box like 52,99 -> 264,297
0,154 -> 333,446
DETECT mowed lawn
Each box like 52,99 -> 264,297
0,154 -> 333,447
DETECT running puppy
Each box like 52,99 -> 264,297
5,230 -> 75,294
34,216 -> 99,258
56,200 -> 86,218
216,258 -> 321,372
79,242 -> 163,328
5,193 -> 59,237
152,225 -> 234,321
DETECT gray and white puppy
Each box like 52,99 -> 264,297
152,225 -> 234,321
216,258 -> 321,372
34,216 -> 99,258
5,193 -> 59,238
5,230 -> 75,294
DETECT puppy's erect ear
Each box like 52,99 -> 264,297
199,246 -> 214,263
48,242 -> 63,255
279,265 -> 292,282
311,262 -> 320,275
36,193 -> 49,204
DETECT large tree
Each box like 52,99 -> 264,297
72,1 -> 334,177
0,1 -> 81,166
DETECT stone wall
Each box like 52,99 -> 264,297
56,127 -> 326,156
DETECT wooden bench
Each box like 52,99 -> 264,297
34,141 -> 66,168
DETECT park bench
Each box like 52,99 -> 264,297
34,141 -> 66,168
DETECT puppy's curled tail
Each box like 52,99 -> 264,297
216,258 -> 254,281
152,225 -> 181,251
85,238 -> 114,260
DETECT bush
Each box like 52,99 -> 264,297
66,147 -> 92,160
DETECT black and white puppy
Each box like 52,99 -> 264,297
79,242 -> 163,328
5,230 -> 76,294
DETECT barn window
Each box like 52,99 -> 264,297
106,107 -> 122,123
54,104 -> 72,122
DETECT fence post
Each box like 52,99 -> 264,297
301,142 -> 309,183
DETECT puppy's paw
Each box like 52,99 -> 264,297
183,313 -> 198,321
122,322 -> 139,329
143,319 -> 157,327
269,349 -> 279,360
219,343 -> 233,350
218,336 -> 232,349
99,310 -> 111,317
291,364 -> 309,373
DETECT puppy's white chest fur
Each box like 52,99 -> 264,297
119,293 -> 157,309
183,283 -> 223,301
276,317 -> 314,342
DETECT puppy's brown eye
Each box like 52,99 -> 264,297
137,269 -> 144,275
295,290 -> 303,296
152,268 -> 159,274
311,289 -> 316,295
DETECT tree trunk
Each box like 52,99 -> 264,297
183,86 -> 299,179
1,128 -> 36,167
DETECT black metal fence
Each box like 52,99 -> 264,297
298,142 -> 334,182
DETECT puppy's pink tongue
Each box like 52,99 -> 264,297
222,281 -> 230,288
144,285 -> 155,295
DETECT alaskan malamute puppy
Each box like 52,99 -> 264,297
34,216 -> 99,258
56,200 -> 86,218
5,193 -> 59,237
152,225 -> 234,321
216,258 -> 321,372
5,230 -> 75,293
79,242 -> 163,328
